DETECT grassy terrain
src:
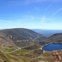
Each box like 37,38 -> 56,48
0,44 -> 62,62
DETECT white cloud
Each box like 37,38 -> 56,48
51,8 -> 62,17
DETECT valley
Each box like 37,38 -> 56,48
0,28 -> 62,62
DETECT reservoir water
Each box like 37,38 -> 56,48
43,43 -> 62,51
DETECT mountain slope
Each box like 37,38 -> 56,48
43,33 -> 62,43
0,28 -> 46,47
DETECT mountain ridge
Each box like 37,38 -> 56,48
32,29 -> 62,37
0,28 -> 46,47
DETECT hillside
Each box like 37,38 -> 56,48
0,29 -> 62,62
0,28 -> 46,62
0,28 -> 45,47
43,33 -> 62,43
0,28 -> 62,47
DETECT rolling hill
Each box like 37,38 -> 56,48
0,28 -> 46,47
0,28 -> 62,48
43,33 -> 62,43
0,28 -> 62,62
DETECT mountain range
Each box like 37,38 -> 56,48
0,28 -> 45,47
33,29 -> 62,37
0,28 -> 62,48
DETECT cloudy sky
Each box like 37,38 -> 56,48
0,0 -> 62,30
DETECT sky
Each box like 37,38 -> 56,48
0,0 -> 62,30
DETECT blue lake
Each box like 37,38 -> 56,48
43,43 -> 62,51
